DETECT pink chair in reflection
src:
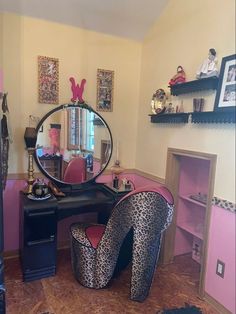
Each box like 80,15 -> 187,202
63,157 -> 86,183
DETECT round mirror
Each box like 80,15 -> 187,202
34,103 -> 113,187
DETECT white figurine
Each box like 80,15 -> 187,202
196,48 -> 218,79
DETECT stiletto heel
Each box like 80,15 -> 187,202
70,186 -> 174,301
131,233 -> 162,301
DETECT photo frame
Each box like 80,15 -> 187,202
214,54 -> 236,111
38,56 -> 59,104
96,69 -> 114,112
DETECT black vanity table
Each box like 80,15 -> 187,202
19,103 -> 131,282
19,184 -> 128,282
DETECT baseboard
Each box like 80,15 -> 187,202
204,292 -> 232,314
3,250 -> 19,259
57,240 -> 70,250
130,169 -> 165,184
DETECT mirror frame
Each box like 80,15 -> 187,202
34,102 -> 113,190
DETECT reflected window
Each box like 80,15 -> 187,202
68,108 -> 94,152
86,112 -> 94,151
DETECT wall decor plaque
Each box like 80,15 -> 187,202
96,69 -> 114,112
38,56 -> 59,104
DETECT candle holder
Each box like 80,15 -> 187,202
110,160 -> 124,189
23,127 -> 37,194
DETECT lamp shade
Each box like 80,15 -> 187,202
110,160 -> 124,176
24,127 -> 37,148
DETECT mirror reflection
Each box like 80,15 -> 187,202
35,105 -> 112,184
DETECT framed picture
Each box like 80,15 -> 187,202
96,69 -> 114,112
214,54 -> 236,111
38,56 -> 59,104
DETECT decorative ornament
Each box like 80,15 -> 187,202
69,77 -> 86,102
151,88 -> 167,114
196,48 -> 218,79
38,56 -> 59,104
169,66 -> 186,86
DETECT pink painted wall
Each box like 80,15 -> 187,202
57,213 -> 97,243
3,180 -> 26,251
178,156 -> 210,197
205,205 -> 236,314
2,173 -> 161,251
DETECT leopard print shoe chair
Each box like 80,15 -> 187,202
70,185 -> 174,302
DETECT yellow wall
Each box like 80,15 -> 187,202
2,14 -> 23,171
136,0 -> 235,202
1,1 -> 236,203
2,13 -> 141,173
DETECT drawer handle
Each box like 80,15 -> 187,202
27,236 -> 55,246
27,210 -> 55,217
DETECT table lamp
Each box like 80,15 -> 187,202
24,127 -> 37,194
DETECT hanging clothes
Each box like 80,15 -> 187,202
1,93 -> 12,189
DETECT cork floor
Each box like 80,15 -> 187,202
4,250 -> 217,314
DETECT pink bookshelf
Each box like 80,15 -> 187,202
174,156 -> 210,264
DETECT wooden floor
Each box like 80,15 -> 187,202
4,250 -> 217,314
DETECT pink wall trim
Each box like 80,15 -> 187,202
205,205 -> 236,314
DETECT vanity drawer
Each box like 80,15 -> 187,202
24,208 -> 57,245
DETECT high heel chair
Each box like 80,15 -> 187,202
70,185 -> 174,302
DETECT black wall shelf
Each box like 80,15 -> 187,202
149,75 -> 235,124
169,76 -> 219,96
149,110 -> 235,124
149,113 -> 190,124
191,110 -> 235,124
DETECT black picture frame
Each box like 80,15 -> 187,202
214,54 -> 236,112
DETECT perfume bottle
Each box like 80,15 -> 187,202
113,176 -> 119,189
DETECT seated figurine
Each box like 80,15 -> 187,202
169,66 -> 186,86
196,48 -> 218,79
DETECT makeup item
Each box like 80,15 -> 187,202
125,180 -> 132,190
113,176 -> 119,189
32,180 -> 49,197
